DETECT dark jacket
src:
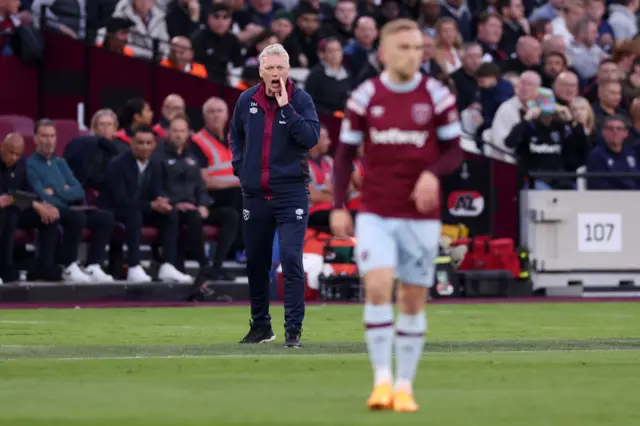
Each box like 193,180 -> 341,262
63,135 -> 119,192
304,62 -> 351,114
27,153 -> 85,208
97,150 -> 162,213
586,145 -> 640,190
158,142 -> 211,206
505,118 -> 589,189
0,156 -> 33,197
450,67 -> 478,111
190,29 -> 244,82
229,79 -> 320,197
480,79 -> 514,124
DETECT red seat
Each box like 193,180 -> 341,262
15,229 -> 36,244
23,135 -> 36,157
0,115 -> 35,136
53,119 -> 80,156
0,122 -> 16,139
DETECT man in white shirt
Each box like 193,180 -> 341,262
551,0 -> 586,45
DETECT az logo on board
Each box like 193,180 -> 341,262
447,190 -> 485,217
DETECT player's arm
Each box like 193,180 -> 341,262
426,79 -> 464,176
333,82 -> 372,210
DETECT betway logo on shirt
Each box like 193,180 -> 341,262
370,128 -> 429,147
529,143 -> 562,154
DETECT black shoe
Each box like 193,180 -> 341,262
239,322 -> 276,344
284,329 -> 302,348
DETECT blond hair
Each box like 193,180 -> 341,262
258,43 -> 290,67
570,96 -> 595,135
380,19 -> 419,42
90,109 -> 118,134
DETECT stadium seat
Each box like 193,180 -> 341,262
0,115 -> 35,136
0,121 -> 16,139
14,229 -> 36,244
22,135 -> 36,157
52,119 -> 80,156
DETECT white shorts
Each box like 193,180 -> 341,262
355,212 -> 441,288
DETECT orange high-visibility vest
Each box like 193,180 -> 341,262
309,155 -> 334,214
347,157 -> 363,210
160,58 -> 208,78
96,42 -> 135,57
191,129 -> 236,182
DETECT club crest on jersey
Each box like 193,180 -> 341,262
411,103 -> 432,125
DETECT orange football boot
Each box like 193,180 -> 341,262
393,391 -> 419,412
366,382 -> 394,410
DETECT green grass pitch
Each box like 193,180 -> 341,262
1,302 -> 639,425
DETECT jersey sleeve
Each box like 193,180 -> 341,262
339,80 -> 375,146
426,78 -> 463,143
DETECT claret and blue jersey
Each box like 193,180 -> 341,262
229,79 -> 320,198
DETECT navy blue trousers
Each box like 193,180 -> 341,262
243,194 -> 308,333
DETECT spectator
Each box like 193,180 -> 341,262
305,37 -> 350,116
63,109 -> 120,193
551,0 -> 585,45
434,17 -> 462,74
0,133 -> 59,283
307,123 -> 334,228
31,0 -> 85,39
529,0 -> 563,23
233,0 -> 283,45
476,62 -> 514,139
97,0 -> 170,59
27,119 -> 115,282
490,70 -> 541,160
420,32 -> 442,78
594,80 -> 626,130
530,18 -> 553,42
97,16 -> 135,56
587,114 -> 640,189
293,2 -> 322,68
298,0 -> 334,22
571,96 -> 597,146
353,49 -> 382,87
235,64 -> 261,90
328,0 -> 356,45
114,97 -> 154,151
417,0 -> 439,37
160,36 -> 208,78
376,0 -> 401,28
165,0 -> 200,39
566,17 -> 607,81
553,70 -> 579,106
190,96 -> 241,275
451,42 -> 483,111
541,34 -> 568,61
541,51 -> 568,87
476,12 -> 506,63
97,125 -> 193,283
439,0 -> 472,42
271,10 -> 305,67
506,103 -> 588,189
626,96 -> 640,149
152,94 -> 185,139
159,114 -> 213,271
608,0 -> 639,41
584,58 -> 620,102
501,36 -> 543,75
498,0 -> 528,56
587,0 -> 615,53
611,39 -> 639,79
244,28 -> 278,65
343,15 -> 377,77
191,3 -> 243,83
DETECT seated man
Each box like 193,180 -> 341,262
97,126 -> 193,284
587,115 -> 640,190
307,124 -> 335,228
27,119 -> 115,282
113,98 -> 154,153
0,133 -> 59,283
159,115 -> 213,273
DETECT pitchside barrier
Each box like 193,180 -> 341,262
521,171 -> 640,296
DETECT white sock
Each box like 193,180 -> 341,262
394,311 -> 427,394
364,303 -> 394,386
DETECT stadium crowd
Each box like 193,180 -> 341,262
2,0 -> 640,284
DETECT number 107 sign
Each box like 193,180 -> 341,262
577,213 -> 622,253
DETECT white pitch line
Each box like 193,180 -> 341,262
0,320 -> 48,324
0,348 -> 638,362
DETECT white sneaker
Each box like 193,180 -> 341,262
84,264 -> 114,282
0,277 -> 3,285
62,262 -> 91,283
158,263 -> 194,284
127,265 -> 152,283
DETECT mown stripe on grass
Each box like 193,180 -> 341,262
1,338 -> 639,360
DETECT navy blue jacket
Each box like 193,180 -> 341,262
63,135 -> 119,192
586,145 -> 640,190
96,150 -> 163,214
229,79 -> 320,198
